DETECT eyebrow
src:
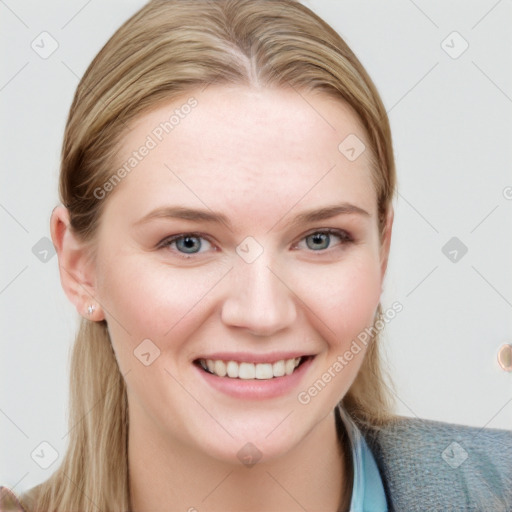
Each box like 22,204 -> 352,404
134,203 -> 370,230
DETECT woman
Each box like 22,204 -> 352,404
1,0 -> 510,510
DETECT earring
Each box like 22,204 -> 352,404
87,304 -> 96,316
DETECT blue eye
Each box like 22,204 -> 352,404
299,229 -> 353,251
158,228 -> 353,259
159,233 -> 213,258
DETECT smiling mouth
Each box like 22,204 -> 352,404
195,356 -> 312,380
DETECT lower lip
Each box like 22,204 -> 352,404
194,357 -> 315,400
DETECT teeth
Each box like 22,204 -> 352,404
226,360 -> 239,378
214,360 -> 227,377
285,358 -> 296,375
272,360 -> 285,377
200,357 -> 303,380
255,362 -> 273,379
239,362 -> 256,379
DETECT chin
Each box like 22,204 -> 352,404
189,406 -> 326,468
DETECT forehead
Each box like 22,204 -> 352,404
104,85 -> 376,226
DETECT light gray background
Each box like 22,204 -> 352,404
1,0 -> 511,493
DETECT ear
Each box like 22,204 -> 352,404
379,206 -> 394,286
50,205 -> 105,321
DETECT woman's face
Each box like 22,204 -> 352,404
91,85 -> 392,464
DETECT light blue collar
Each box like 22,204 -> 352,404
337,406 -> 388,512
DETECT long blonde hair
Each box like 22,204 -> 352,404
22,1 -> 397,509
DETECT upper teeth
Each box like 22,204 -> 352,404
199,357 -> 302,380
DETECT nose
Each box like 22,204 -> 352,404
220,253 -> 297,337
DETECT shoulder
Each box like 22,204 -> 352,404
361,416 -> 512,511
0,487 -> 27,512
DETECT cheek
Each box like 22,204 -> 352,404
96,252 -> 229,348
292,253 -> 382,342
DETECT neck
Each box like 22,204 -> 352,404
128,409 -> 350,512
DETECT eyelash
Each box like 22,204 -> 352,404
157,229 -> 354,260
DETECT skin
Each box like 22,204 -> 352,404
51,85 -> 393,511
